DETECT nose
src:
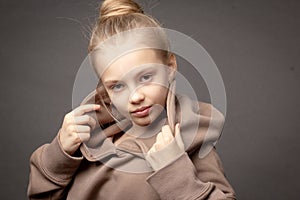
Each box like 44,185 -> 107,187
129,89 -> 145,104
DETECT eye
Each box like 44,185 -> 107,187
139,73 -> 153,83
110,83 -> 125,92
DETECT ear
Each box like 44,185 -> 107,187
167,54 -> 177,82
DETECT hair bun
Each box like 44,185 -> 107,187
100,0 -> 144,20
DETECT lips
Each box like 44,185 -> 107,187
131,106 -> 151,117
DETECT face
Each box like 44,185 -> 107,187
100,49 -> 175,126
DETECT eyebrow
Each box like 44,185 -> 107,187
103,80 -> 119,86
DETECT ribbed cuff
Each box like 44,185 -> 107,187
145,138 -> 184,171
41,132 -> 83,182
147,153 -> 213,200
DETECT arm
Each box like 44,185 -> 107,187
27,132 -> 83,200
190,147 -> 236,199
28,104 -> 100,199
145,124 -> 236,200
146,149 -> 236,200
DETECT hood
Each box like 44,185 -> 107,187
79,89 -> 225,163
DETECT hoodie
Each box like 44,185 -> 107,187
27,90 -> 236,200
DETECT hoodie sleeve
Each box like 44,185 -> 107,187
146,149 -> 236,200
27,130 -> 83,200
146,101 -> 236,199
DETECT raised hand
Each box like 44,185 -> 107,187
148,123 -> 184,153
146,123 -> 185,170
59,104 -> 100,155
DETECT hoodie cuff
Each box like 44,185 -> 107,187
41,131 -> 83,182
145,138 -> 184,171
147,153 -> 213,200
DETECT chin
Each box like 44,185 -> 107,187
132,120 -> 151,127
131,116 -> 153,127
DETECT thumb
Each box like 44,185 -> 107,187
174,123 -> 185,151
78,132 -> 90,143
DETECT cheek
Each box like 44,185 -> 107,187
148,85 -> 169,103
109,92 -> 130,113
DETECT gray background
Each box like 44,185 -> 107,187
1,0 -> 299,199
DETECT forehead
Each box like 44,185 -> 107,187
101,49 -> 164,81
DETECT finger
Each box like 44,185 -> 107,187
74,125 -> 91,133
156,132 -> 163,142
77,132 -> 90,142
154,142 -> 163,151
73,104 -> 101,116
156,132 -> 166,148
148,145 -> 156,154
174,123 -> 180,136
161,125 -> 173,137
74,115 -> 97,130
157,131 -> 171,146
174,123 -> 185,150
161,125 -> 174,143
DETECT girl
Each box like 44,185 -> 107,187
28,0 -> 236,199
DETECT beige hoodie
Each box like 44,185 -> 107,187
27,90 -> 236,199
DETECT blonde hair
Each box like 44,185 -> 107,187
89,0 -> 171,123
88,0 -> 163,53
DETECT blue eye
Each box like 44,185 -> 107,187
140,74 -> 152,82
111,83 -> 124,92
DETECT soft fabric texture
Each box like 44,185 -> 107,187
27,90 -> 236,199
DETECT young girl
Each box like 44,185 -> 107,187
28,0 -> 236,199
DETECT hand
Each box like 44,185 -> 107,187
146,123 -> 185,171
148,123 -> 184,153
59,104 -> 100,155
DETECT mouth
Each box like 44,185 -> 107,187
131,106 -> 152,117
